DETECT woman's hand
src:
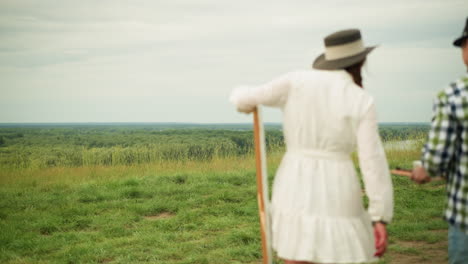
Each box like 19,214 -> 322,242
236,106 -> 255,114
374,222 -> 388,257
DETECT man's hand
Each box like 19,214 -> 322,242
411,166 -> 431,184
374,222 -> 388,257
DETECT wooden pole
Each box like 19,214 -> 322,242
390,169 -> 412,177
253,107 -> 273,264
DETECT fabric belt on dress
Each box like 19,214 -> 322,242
287,148 -> 350,161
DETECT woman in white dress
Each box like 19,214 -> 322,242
230,29 -> 393,264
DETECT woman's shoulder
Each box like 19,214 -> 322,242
349,87 -> 375,117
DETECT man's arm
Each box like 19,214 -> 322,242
414,90 -> 457,183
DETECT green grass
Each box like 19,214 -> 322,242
1,170 -> 262,263
0,145 -> 448,264
0,155 -> 271,264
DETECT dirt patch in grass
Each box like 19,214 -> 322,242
390,238 -> 447,264
144,212 -> 175,220
98,258 -> 114,263
390,253 -> 426,264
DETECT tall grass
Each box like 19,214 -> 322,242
0,152 -> 284,187
0,127 -> 287,169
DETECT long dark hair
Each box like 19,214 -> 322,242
344,59 -> 365,88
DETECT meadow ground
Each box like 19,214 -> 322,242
0,141 -> 448,264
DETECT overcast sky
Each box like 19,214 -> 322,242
1,0 -> 467,123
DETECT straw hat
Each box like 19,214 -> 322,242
313,29 -> 375,70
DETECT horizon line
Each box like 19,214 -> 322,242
0,121 -> 430,125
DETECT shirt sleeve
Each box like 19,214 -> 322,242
229,72 -> 293,111
357,102 -> 394,223
421,91 -> 457,177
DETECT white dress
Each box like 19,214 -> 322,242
230,69 -> 393,263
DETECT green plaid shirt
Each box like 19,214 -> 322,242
422,74 -> 468,232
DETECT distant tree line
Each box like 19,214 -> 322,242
0,124 -> 428,169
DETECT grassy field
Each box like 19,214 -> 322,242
0,124 -> 448,264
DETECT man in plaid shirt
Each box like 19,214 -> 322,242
412,17 -> 468,264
